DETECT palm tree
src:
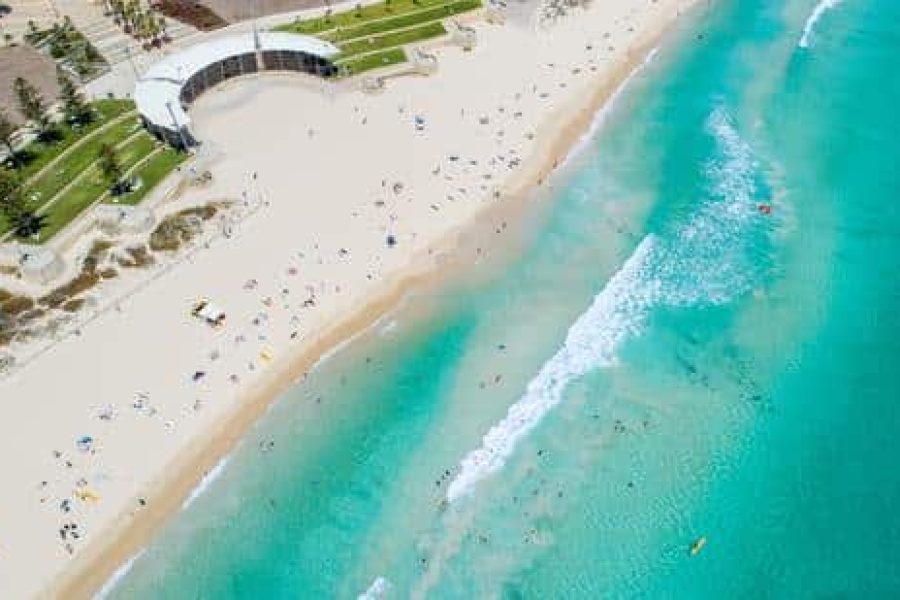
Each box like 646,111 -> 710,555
110,0 -> 125,24
123,0 -> 137,33
97,142 -> 127,194
134,11 -> 147,43
0,170 -> 30,234
128,0 -> 141,31
144,12 -> 158,45
157,15 -> 168,42
0,109 -> 21,167
57,68 -> 92,126
12,77 -> 54,142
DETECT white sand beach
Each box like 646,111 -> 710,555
0,0 -> 698,596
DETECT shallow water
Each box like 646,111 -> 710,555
111,0 -> 900,597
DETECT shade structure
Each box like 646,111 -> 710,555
135,32 -> 339,146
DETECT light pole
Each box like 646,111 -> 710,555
124,45 -> 139,80
165,100 -> 189,151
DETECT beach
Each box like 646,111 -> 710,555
0,0 -> 698,596
67,0 -> 900,596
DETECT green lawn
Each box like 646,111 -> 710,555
337,21 -> 447,58
324,0 -> 480,42
1,98 -> 187,242
30,134 -> 165,242
117,134 -> 159,173
11,100 -> 135,180
111,147 -> 188,207
336,47 -> 408,75
32,165 -> 109,243
276,0 -> 458,35
276,0 -> 480,76
22,116 -> 142,210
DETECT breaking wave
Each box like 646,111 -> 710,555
358,576 -> 391,599
799,0 -> 843,49
446,236 -> 658,501
94,550 -> 145,599
446,106 -> 768,502
182,456 -> 231,510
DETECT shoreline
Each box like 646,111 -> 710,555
43,5 -> 696,598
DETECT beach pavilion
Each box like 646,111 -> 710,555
134,31 -> 340,148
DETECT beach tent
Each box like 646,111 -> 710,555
192,300 -> 226,327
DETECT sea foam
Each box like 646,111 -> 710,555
96,445 -> 232,595
358,576 -> 391,599
799,0 -> 843,48
181,456 -> 231,510
94,550 -> 145,599
446,106 -> 766,503
445,235 -> 658,502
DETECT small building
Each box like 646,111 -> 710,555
134,32 -> 340,148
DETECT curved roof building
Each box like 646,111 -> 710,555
135,32 -> 339,146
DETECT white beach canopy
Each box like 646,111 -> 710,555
134,32 -> 339,132
193,300 -> 226,325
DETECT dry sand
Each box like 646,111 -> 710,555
0,0 -> 699,596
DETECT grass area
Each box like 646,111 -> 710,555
30,133 -> 165,243
117,134 -> 159,174
23,117 -> 142,210
337,21 -> 447,58
276,0 -> 481,76
323,0 -> 480,42
276,0 -> 458,35
0,94 -> 186,243
112,148 -> 187,207
1,101 -> 137,237
32,165 -> 108,243
336,48 -> 408,74
10,100 -> 136,180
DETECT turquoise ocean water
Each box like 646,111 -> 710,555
110,0 -> 900,596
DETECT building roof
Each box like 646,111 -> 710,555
135,32 -> 339,130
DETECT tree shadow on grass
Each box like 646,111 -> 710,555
14,212 -> 48,239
